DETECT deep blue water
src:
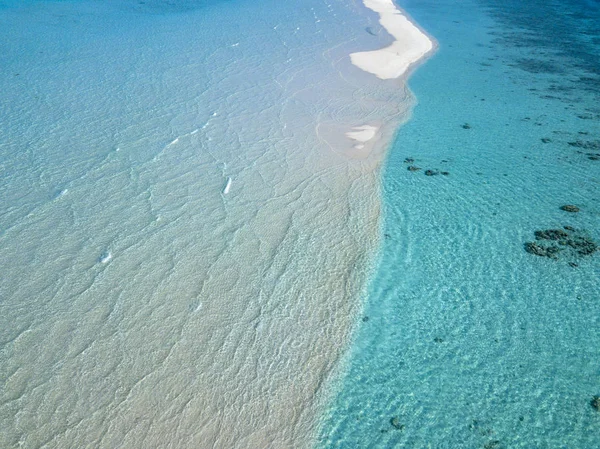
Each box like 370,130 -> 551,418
319,0 -> 600,447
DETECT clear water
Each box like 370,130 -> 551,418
319,0 -> 600,448
0,1 -> 417,447
3,0 -> 599,447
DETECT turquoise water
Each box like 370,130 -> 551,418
319,0 -> 600,448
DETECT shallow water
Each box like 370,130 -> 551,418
0,1 -> 417,447
319,0 -> 600,448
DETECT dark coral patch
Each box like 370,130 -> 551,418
525,227 -> 597,260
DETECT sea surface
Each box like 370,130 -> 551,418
3,0 -> 599,448
0,0 -> 417,447
319,0 -> 600,448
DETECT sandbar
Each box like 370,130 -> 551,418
350,0 -> 433,80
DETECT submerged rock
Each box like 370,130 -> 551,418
407,165 -> 421,172
390,417 -> 404,430
591,396 -> 600,411
560,204 -> 580,213
365,26 -> 378,36
404,157 -> 415,164
425,169 -> 439,176
484,441 -> 501,449
462,123 -> 472,129
541,137 -> 552,143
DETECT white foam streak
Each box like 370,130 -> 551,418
222,177 -> 232,194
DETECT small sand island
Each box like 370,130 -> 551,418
346,124 -> 379,150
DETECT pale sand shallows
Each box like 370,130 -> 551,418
350,0 -> 433,80
0,2 -> 435,448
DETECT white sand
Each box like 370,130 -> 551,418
350,0 -> 433,79
345,124 -> 379,151
346,124 -> 378,144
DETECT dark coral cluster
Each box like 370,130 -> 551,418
524,226 -> 597,260
404,157 -> 450,176
424,169 -> 450,176
567,140 -> 600,150
567,140 -> 600,160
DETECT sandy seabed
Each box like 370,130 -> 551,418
0,1 -> 433,448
